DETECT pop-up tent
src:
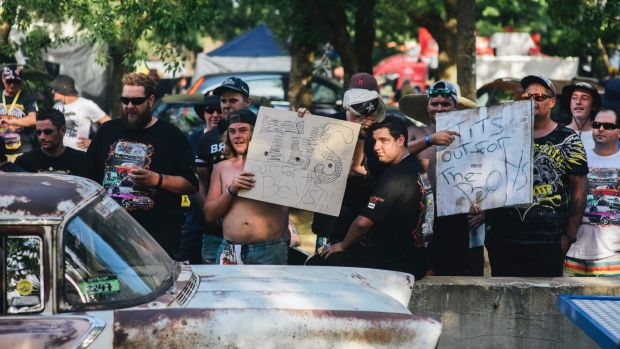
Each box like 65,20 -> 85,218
193,24 -> 290,82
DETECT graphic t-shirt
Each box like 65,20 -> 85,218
81,119 -> 198,256
488,125 -> 589,244
357,155 -> 430,278
0,90 -> 37,154
195,127 -> 226,170
54,97 -> 107,151
15,147 -> 84,174
567,150 -> 620,260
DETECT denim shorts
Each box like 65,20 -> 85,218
216,238 -> 288,265
202,234 -> 223,264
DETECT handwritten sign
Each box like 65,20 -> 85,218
435,100 -> 534,216
240,107 -> 361,216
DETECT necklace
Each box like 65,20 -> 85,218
2,89 -> 21,115
573,116 -> 588,139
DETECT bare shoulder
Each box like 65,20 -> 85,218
407,125 -> 428,141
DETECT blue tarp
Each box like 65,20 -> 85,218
208,24 -> 287,57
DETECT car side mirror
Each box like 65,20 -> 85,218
5,236 -> 44,313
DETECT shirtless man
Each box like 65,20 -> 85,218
205,109 -> 288,265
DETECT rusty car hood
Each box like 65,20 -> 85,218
184,265 -> 414,313
0,173 -> 99,221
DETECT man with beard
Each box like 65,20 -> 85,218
485,75 -> 588,277
205,109 -> 289,265
81,72 -> 198,258
15,108 -> 84,174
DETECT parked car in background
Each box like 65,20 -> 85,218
188,72 -> 344,116
476,77 -> 604,124
153,93 -> 273,137
0,173 -> 442,349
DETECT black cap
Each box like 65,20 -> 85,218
2,66 -> 22,81
212,77 -> 250,97
560,81 -> 601,117
348,72 -> 379,92
194,95 -> 221,115
520,75 -> 556,95
51,74 -> 79,96
219,109 -> 257,131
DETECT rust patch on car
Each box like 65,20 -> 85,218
0,174 -> 99,218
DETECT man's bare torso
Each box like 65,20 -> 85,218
408,124 -> 438,188
218,159 -> 288,244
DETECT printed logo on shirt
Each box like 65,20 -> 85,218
102,140 -> 155,211
210,142 -> 225,154
584,167 -> 620,225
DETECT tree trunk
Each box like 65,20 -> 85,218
109,44 -> 133,118
353,0 -> 376,75
288,41 -> 314,111
0,22 -> 16,63
457,0 -> 476,100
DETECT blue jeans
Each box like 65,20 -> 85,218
216,238 -> 288,265
202,234 -> 223,264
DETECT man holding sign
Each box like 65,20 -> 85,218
485,75 -> 588,277
205,109 -> 289,265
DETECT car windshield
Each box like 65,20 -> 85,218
153,102 -> 203,135
63,195 -> 174,307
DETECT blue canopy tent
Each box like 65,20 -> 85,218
193,24 -> 291,81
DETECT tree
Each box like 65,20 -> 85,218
457,0 -> 476,99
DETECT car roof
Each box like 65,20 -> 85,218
0,173 -> 100,221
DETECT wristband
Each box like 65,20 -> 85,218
156,173 -> 164,188
424,134 -> 431,146
227,185 -> 237,197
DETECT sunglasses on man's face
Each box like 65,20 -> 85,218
4,79 -> 20,85
521,93 -> 553,102
205,107 -> 221,114
36,128 -> 55,136
592,121 -> 618,130
428,88 -> 453,98
119,96 -> 149,105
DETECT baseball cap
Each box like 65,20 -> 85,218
226,109 -> 257,128
212,77 -> 250,97
348,72 -> 379,92
428,80 -> 458,102
194,94 -> 221,115
2,66 -> 22,81
343,88 -> 386,122
560,81 -> 601,116
520,75 -> 556,95
51,74 -> 79,96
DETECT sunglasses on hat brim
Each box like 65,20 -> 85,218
349,98 -> 380,116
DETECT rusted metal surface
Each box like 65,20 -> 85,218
0,173 -> 99,220
113,308 -> 441,349
0,316 -> 96,349
189,265 -> 414,312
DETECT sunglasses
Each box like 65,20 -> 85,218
36,128 -> 55,136
119,96 -> 149,105
220,98 -> 239,104
428,88 -> 454,98
521,93 -> 553,102
205,107 -> 221,114
592,121 -> 618,130
4,79 -> 20,85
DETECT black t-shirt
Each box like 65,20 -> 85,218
487,125 -> 589,244
358,155 -> 430,276
81,118 -> 198,255
15,147 -> 84,174
0,161 -> 26,172
195,127 -> 226,170
0,90 -> 38,154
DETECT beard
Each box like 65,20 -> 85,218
121,107 -> 152,130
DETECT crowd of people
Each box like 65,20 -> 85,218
1,62 -> 620,279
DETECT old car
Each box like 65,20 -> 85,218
0,173 -> 441,348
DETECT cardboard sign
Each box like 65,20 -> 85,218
435,100 -> 534,216
240,107 -> 361,216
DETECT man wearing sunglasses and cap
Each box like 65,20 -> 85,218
561,81 -> 601,152
51,74 -> 110,151
82,72 -> 198,259
205,109 -> 290,265
195,77 -> 251,263
484,75 -> 588,277
0,65 -> 38,160
565,108 -> 620,276
400,80 -> 483,277
14,108 -> 83,174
